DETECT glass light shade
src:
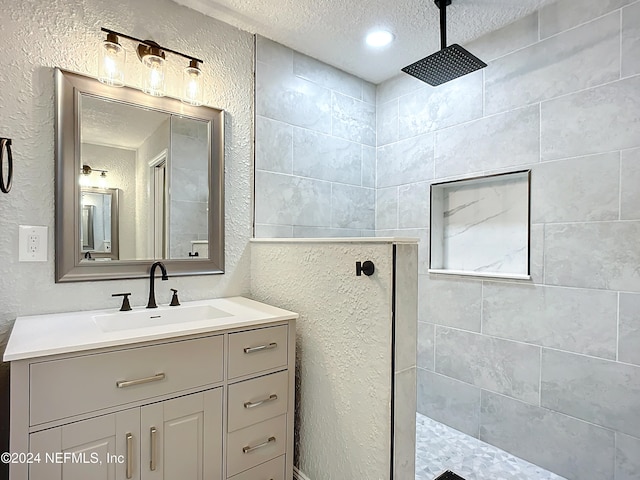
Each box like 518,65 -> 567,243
142,54 -> 166,97
182,62 -> 204,106
98,39 -> 126,87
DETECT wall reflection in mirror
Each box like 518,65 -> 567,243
79,94 -> 209,261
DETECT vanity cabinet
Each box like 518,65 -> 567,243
7,313 -> 296,480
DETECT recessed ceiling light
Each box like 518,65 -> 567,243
366,30 -> 394,47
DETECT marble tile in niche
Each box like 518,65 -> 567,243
435,105 -> 539,178
616,433 -> 640,480
541,349 -> 640,438
376,186 -> 398,230
292,128 -> 361,185
331,184 -> 374,229
255,62 -> 331,134
255,116 -> 292,174
531,153 -> 620,223
254,171 -> 331,227
621,148 -> 640,220
483,282 -> 617,359
541,75 -> 640,161
377,133 -> 434,188
417,369 -> 481,437
331,92 -> 375,146
256,35 -> 293,70
398,71 -> 483,139
435,327 -> 540,404
480,390 -> 615,480
622,2 -> 640,77
544,222 -> 640,292
619,293 -> 640,366
419,276 -> 482,332
377,99 -> 399,147
485,12 -> 620,115
431,172 -> 530,276
293,52 -> 362,99
539,0 -> 635,39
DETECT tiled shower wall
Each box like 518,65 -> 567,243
254,36 -> 377,237
376,1 -> 640,479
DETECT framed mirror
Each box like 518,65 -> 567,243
55,68 -> 225,282
81,187 -> 119,260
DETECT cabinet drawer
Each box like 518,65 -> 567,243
228,371 -> 288,432
228,454 -> 285,480
228,326 -> 288,379
227,414 -> 287,477
30,335 -> 223,426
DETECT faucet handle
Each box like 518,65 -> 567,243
112,293 -> 132,312
169,289 -> 180,307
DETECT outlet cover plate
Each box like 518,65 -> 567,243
19,225 -> 48,262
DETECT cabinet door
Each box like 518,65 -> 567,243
141,388 -> 223,480
29,408 -> 140,480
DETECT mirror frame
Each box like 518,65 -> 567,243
81,186 -> 120,260
55,68 -> 225,282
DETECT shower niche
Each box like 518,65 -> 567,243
429,170 -> 531,279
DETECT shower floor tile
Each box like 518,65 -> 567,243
415,413 -> 567,480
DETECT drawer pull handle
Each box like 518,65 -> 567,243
242,436 -> 276,454
150,427 -> 157,471
126,433 -> 133,479
116,373 -> 166,388
244,394 -> 278,409
243,342 -> 277,354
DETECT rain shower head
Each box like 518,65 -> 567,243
402,0 -> 487,86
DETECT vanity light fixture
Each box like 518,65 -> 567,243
80,164 -> 108,187
99,28 -> 205,103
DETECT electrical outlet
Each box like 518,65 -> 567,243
19,225 -> 48,262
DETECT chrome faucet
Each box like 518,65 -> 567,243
147,261 -> 168,308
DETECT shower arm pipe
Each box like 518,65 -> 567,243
435,0 -> 451,49
100,27 -> 204,64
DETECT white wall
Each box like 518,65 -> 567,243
0,0 -> 254,462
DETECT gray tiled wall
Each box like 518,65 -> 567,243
378,0 -> 640,478
254,36 -> 376,237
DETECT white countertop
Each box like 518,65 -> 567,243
4,296 -> 298,362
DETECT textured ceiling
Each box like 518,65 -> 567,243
172,0 -> 558,84
81,96 -> 168,149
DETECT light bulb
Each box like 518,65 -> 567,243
142,52 -> 166,97
182,60 -> 203,106
98,33 -> 125,87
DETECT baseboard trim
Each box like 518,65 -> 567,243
293,466 -> 311,480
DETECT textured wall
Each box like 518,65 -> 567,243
251,240 -> 395,480
254,36 -> 377,238
0,0 -> 254,470
376,0 -> 640,479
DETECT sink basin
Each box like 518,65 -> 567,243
93,305 -> 232,332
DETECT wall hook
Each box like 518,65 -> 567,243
356,260 -> 375,276
0,137 -> 13,194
